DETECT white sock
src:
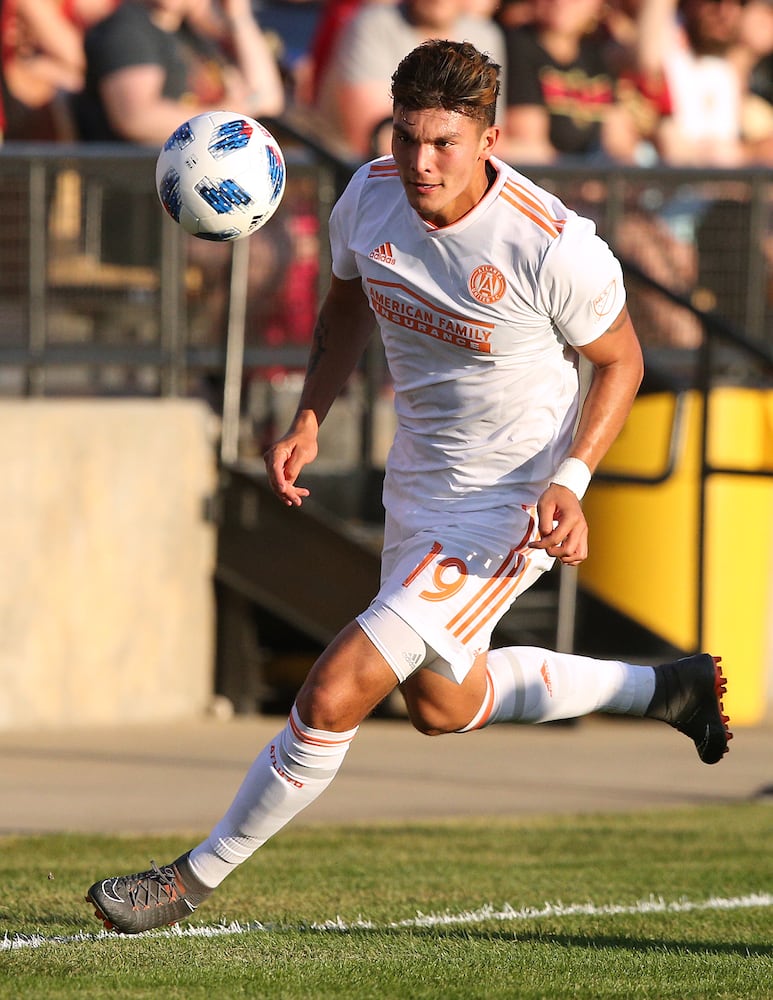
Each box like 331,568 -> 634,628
188,705 -> 358,888
460,646 -> 656,730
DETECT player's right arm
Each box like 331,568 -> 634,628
264,275 -> 375,506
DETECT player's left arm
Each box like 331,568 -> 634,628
565,305 -> 644,476
530,305 -> 644,565
264,275 -> 375,506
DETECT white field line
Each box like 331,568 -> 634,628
3,893 -> 773,951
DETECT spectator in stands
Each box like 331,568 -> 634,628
0,0 -> 117,140
613,0 -> 773,345
501,0 -> 642,164
661,0 -> 747,164
75,0 -> 285,145
305,0 -> 365,107
598,0 -> 673,159
628,0 -> 773,165
73,0 -> 290,397
314,0 -> 507,159
496,0 -> 536,28
746,1 -> 773,98
732,0 -> 773,158
64,0 -> 120,29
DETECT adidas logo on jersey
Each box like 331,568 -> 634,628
369,242 -> 396,265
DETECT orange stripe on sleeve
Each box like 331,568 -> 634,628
501,181 -> 563,238
500,191 -> 560,239
368,160 -> 400,177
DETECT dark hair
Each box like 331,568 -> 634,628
391,40 -> 500,128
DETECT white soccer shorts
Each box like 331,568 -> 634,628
358,503 -> 555,684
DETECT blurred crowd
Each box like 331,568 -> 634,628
1,0 -> 771,361
0,0 -> 771,165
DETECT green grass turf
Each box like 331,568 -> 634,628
1,804 -> 772,999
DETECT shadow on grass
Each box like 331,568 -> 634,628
15,911 -> 773,962
379,924 -> 773,958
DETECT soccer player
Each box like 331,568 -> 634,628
86,39 -> 732,935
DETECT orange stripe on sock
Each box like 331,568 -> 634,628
289,713 -> 354,747
469,670 -> 497,731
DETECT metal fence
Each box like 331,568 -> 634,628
527,164 -> 773,350
3,137 -> 772,673
1,138 -> 771,413
0,138 -> 337,401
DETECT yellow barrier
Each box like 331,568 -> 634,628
580,388 -> 773,725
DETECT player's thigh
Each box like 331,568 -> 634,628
400,652 -> 489,735
295,620 -> 399,731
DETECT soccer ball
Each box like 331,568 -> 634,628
155,111 -> 286,241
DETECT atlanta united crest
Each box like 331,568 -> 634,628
468,264 -> 506,304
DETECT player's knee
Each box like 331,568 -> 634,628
295,685 -> 342,732
404,700 -> 463,737
409,714 -> 454,737
295,672 -> 362,732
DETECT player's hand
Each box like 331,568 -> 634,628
529,484 -> 589,566
264,431 -> 317,507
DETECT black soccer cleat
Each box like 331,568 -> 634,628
86,853 -> 212,934
646,653 -> 732,764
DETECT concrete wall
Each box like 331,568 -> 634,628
0,399 -> 218,730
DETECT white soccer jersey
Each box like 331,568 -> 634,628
329,155 -> 626,523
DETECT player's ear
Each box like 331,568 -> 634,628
480,125 -> 500,159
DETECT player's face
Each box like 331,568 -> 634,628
391,106 -> 500,228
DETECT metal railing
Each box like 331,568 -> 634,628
2,136 -> 773,655
598,256 -> 773,654
1,141 -> 771,403
0,137 -> 342,399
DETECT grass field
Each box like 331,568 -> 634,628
1,804 -> 772,999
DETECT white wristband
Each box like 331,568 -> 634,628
551,457 -> 591,500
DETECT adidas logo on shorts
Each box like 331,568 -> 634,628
403,649 -> 423,672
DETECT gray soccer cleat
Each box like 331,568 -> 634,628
86,853 -> 212,934
646,653 -> 732,764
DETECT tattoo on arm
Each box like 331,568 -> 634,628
306,315 -> 328,378
605,308 -> 628,335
